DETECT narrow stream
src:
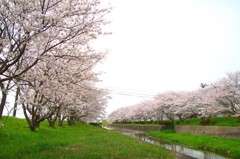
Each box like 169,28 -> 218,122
103,126 -> 230,159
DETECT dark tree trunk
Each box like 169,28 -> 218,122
167,114 -> 175,123
177,114 -> 184,122
67,116 -> 75,126
0,82 -> 7,118
58,119 -> 63,127
47,115 -> 58,128
29,121 -> 37,131
22,103 -> 50,131
0,93 -> 7,118
48,119 -> 55,127
22,103 -> 37,131
58,114 -> 66,127
13,86 -> 20,117
158,115 -> 163,125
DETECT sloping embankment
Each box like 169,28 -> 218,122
109,124 -> 240,139
109,124 -> 173,132
175,125 -> 240,139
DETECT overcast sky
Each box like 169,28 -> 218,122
95,0 -> 240,115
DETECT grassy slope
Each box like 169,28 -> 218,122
175,116 -> 240,126
114,117 -> 240,127
0,117 -> 174,159
146,130 -> 240,159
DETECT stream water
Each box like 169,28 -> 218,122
104,126 -> 230,159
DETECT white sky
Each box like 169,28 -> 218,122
95,0 -> 240,115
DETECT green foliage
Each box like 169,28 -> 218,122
199,117 -> 216,126
88,122 -> 102,127
101,119 -> 108,125
0,117 -> 174,159
146,130 -> 240,159
159,120 -> 174,126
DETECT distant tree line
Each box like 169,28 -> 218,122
109,71 -> 240,124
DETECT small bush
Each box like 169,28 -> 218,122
89,122 -> 102,127
175,121 -> 181,125
200,117 -> 216,126
159,120 -> 174,126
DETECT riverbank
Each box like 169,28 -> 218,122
146,130 -> 240,159
109,116 -> 240,139
175,125 -> 240,139
0,117 -> 174,159
110,127 -> 226,159
108,123 -> 240,158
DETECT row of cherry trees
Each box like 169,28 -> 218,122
109,71 -> 240,123
0,0 -> 111,130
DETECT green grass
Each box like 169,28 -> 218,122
175,116 -> 240,126
0,117 -> 174,159
146,130 -> 240,159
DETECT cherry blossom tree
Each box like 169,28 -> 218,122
139,100 -> 156,121
0,0 -> 111,118
108,101 -> 160,123
171,91 -> 201,121
63,85 -> 109,126
108,107 -> 130,123
154,91 -> 177,122
205,71 -> 240,119
19,47 -> 108,130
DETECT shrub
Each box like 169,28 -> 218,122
200,117 -> 216,125
159,120 -> 174,126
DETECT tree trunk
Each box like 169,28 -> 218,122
22,100 -> 56,131
13,86 -> 20,117
177,114 -> 184,122
29,121 -> 37,131
58,114 -> 66,127
22,103 -> 38,131
58,119 -> 63,127
67,116 -> 75,126
158,115 -> 163,125
47,115 -> 58,128
0,82 -> 7,118
168,114 -> 175,123
48,119 -> 55,127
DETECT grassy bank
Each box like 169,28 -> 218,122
112,116 -> 240,127
112,117 -> 240,126
175,116 -> 240,126
0,117 -> 174,159
146,130 -> 240,159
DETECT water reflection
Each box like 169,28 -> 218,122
121,132 -> 229,159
